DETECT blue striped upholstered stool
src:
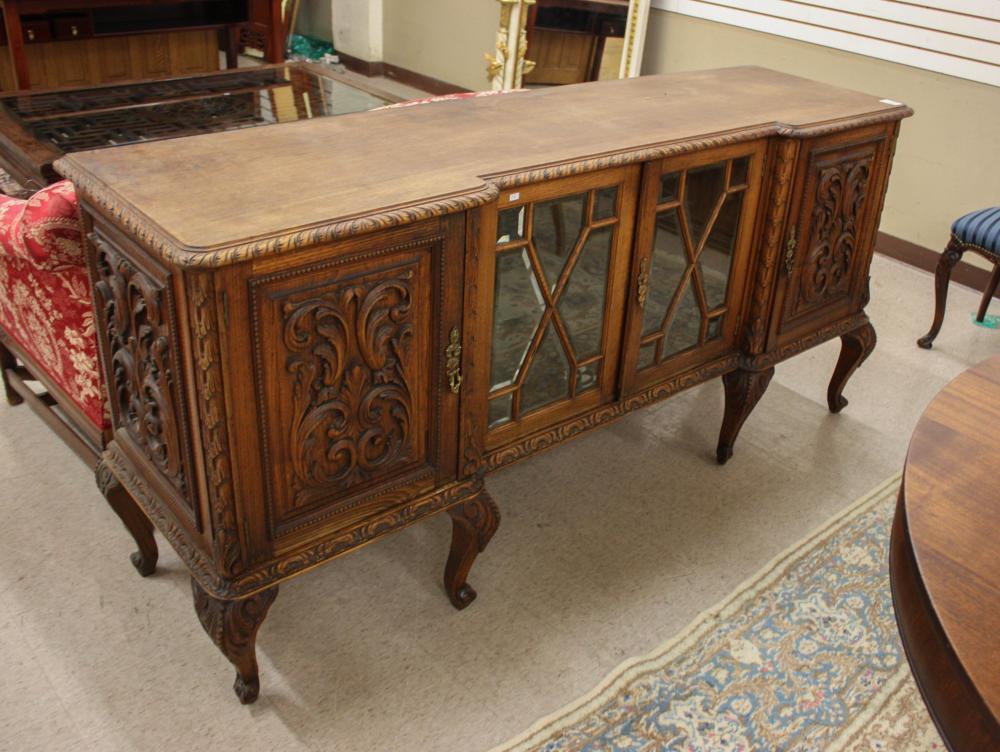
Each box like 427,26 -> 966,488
918,207 -> 1000,348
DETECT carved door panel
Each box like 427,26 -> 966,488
245,219 -> 463,554
474,167 -> 639,451
622,141 -> 766,394
773,127 -> 891,344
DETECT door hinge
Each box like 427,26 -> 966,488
445,327 -> 462,394
784,225 -> 798,277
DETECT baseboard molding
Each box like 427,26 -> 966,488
876,231 -> 999,300
336,51 -> 384,78
335,52 -> 471,95
381,63 -> 471,95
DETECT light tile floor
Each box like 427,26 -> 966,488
0,255 -> 995,751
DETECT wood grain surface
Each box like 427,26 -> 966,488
892,355 -> 1000,750
56,66 -> 911,260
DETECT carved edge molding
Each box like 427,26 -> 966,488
486,354 -> 739,470
60,164 -> 498,269
485,311 -> 872,471
102,442 -> 484,600
746,139 -> 798,354
188,272 -> 244,577
741,312 -> 870,371
56,109 -> 911,270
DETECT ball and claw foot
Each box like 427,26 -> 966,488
444,491 -> 500,611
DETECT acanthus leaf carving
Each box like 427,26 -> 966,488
799,155 -> 872,308
746,139 -> 797,354
189,273 -> 244,576
93,237 -> 187,498
283,272 -> 417,506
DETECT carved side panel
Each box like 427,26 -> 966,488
251,243 -> 440,540
783,141 -> 877,328
91,233 -> 196,523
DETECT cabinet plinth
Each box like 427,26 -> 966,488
57,66 -> 911,702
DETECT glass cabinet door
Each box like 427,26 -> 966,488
624,141 -> 766,393
481,166 -> 639,447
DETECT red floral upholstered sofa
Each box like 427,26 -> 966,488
0,180 -> 109,459
0,179 -> 155,573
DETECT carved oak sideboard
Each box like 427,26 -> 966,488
55,67 -> 911,703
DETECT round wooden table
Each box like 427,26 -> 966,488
890,355 -> 1000,751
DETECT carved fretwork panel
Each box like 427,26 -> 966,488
90,232 -> 197,525
780,139 -> 879,334
622,141 -> 766,397
251,245 -> 441,541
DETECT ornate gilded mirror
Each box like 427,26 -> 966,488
486,0 -> 651,89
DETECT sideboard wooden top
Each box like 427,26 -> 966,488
56,66 -> 911,267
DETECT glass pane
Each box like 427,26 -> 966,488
684,162 -> 726,246
491,247 -> 545,389
497,206 -> 526,244
638,342 -> 657,370
642,209 -> 687,337
520,324 -> 571,414
593,186 -> 618,220
706,316 -> 723,342
663,281 -> 702,358
488,393 -> 513,428
730,156 -> 750,187
699,192 -> 744,310
533,193 -> 587,290
659,171 -> 680,203
576,362 -> 599,393
557,226 -> 612,360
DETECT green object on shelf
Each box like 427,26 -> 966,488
971,312 -> 1000,329
288,34 -> 335,61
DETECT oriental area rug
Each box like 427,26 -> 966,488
493,475 -> 945,752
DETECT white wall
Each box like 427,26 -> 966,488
643,10 -> 1000,258
331,0 -> 383,62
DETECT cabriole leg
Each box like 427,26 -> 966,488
0,339 -> 23,406
96,458 -> 158,576
917,239 -> 964,349
444,489 -> 500,610
828,322 -> 877,413
716,367 -> 775,465
191,578 -> 278,705
975,263 -> 1000,323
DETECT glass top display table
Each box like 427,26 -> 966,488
0,62 -> 401,194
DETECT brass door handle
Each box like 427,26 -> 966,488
784,224 -> 797,276
445,327 -> 462,394
637,258 -> 649,307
